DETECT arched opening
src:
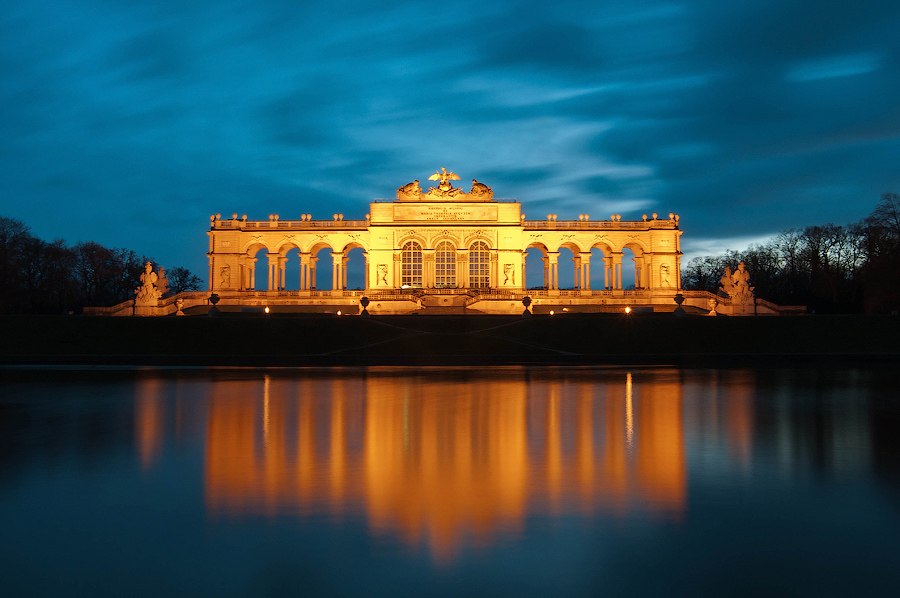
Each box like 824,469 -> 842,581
621,247 -> 637,289
311,246 -> 334,290
557,246 -> 576,290
283,247 -> 300,290
401,241 -> 422,289
345,246 -> 366,290
468,241 -> 490,289
622,243 -> 646,289
251,247 -> 271,291
525,245 -> 548,290
435,241 -> 456,288
590,247 -> 607,290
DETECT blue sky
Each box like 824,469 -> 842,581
2,0 -> 899,281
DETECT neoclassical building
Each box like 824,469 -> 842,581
203,169 -> 686,313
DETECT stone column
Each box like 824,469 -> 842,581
362,252 -> 369,291
422,250 -> 435,289
393,252 -> 402,289
547,252 -> 559,290
267,253 -> 280,291
457,251 -> 468,288
521,251 -> 528,291
299,253 -> 310,291
674,251 -> 682,290
633,256 -> 644,289
249,257 -> 257,290
603,256 -> 612,290
342,255 -> 349,290
542,256 -> 549,289
331,252 -> 344,293
579,252 -> 591,290
612,252 -> 623,290
490,251 -> 499,289
310,256 -> 318,290
278,256 -> 287,291
573,254 -> 581,289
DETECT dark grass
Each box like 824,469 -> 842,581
2,313 -> 898,367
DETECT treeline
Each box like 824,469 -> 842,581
682,193 -> 900,313
0,216 -> 202,314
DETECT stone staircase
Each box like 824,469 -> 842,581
420,293 -> 469,314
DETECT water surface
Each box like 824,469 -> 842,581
1,366 -> 898,596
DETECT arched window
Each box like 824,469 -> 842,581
469,241 -> 490,288
401,241 -> 422,288
434,241 -> 456,288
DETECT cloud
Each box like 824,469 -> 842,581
2,0 -> 900,280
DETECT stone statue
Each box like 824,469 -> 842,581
425,167 -> 464,199
157,267 -> 170,297
397,180 -> 422,200
660,264 -> 671,287
219,265 -> 230,287
135,262 -> 161,305
378,264 -> 388,285
175,297 -> 185,316
720,261 -> 754,302
428,167 -> 460,186
469,179 -> 493,200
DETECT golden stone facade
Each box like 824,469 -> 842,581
204,170 -> 686,314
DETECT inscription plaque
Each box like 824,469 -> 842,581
394,204 -> 498,222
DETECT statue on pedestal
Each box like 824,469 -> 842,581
135,262 -> 162,306
720,262 -> 755,314
720,261 -> 754,303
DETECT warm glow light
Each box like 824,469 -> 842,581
549,310 -> 554,316
264,306 -> 269,314
201,373 -> 687,562
337,310 -> 342,316
625,306 -> 632,314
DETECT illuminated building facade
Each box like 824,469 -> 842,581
204,169 -> 686,314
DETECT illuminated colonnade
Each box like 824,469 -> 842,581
206,174 -> 682,295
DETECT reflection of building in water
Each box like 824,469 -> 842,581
682,370 -> 756,473
135,378 -> 165,470
197,372 -> 687,561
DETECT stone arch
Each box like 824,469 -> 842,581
248,246 -> 271,291
398,231 -> 427,249
434,239 -> 457,288
590,240 -> 616,290
274,238 -> 302,256
306,240 -> 338,255
400,240 -> 423,289
243,240 -> 271,257
463,232 -> 493,249
557,245 -> 577,290
337,241 -> 368,291
524,242 -> 549,290
309,243 -> 334,291
620,240 -> 647,289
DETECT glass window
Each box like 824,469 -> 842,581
469,241 -> 490,289
401,241 -> 422,288
434,241 -> 456,288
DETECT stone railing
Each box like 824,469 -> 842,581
522,220 -> 677,230
212,220 -> 369,230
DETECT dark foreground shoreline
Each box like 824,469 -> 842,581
3,313 -> 899,367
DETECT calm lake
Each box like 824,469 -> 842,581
1,366 -> 898,597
